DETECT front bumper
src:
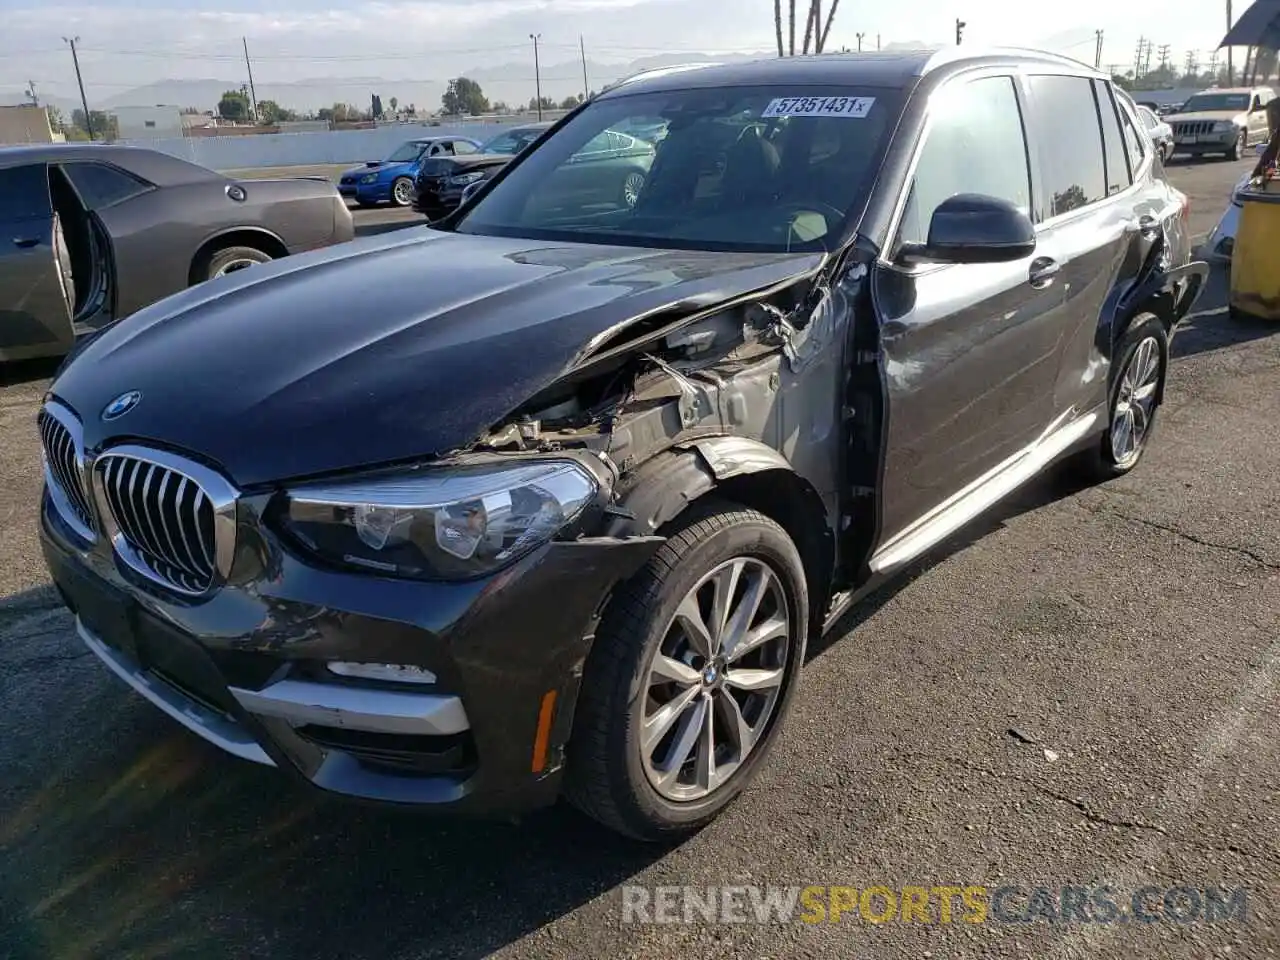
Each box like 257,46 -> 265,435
1172,130 -> 1241,156
338,180 -> 390,203
41,490 -> 661,814
412,185 -> 464,218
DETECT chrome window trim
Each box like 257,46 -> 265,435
39,400 -> 99,543
90,444 -> 239,596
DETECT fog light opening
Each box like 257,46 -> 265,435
326,662 -> 438,684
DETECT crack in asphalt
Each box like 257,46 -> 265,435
1107,511 -> 1280,570
936,755 -> 1280,872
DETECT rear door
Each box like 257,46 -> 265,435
0,163 -> 73,361
872,73 -> 1065,545
1022,75 -> 1158,421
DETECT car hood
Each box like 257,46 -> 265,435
1166,110 -> 1246,124
52,228 -> 822,487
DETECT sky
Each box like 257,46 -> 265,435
0,0 -> 1255,104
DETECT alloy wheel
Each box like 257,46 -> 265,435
213,258 -> 260,277
1110,335 -> 1161,467
393,179 -> 413,206
622,172 -> 645,208
639,557 -> 792,802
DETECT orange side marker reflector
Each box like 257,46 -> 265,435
531,690 -> 558,773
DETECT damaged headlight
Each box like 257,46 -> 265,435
281,460 -> 597,579
446,170 -> 486,187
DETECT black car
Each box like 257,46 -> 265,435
39,49 -> 1207,841
0,144 -> 354,362
412,122 -> 553,219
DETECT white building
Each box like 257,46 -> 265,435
111,105 -> 183,140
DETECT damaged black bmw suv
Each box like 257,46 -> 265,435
39,48 -> 1206,840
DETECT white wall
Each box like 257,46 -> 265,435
113,105 -> 184,140
117,121 -> 516,170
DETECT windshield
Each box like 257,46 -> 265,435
385,141 -> 428,162
480,127 -> 547,155
456,84 -> 899,253
1182,93 -> 1251,112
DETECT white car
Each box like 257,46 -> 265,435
1136,105 -> 1175,163
1203,146 -> 1268,260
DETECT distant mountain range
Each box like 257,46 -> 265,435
0,44 -> 933,118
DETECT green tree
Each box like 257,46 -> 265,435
559,94 -> 584,110
217,89 -> 251,121
45,105 -> 66,133
441,77 -> 489,116
71,108 -> 117,140
255,100 -> 297,124
1111,74 -> 1133,91
528,95 -> 555,112
389,96 -> 398,113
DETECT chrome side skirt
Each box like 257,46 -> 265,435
870,410 -> 1100,574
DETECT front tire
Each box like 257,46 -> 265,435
390,177 -> 415,207
565,502 -> 809,841
1075,315 -> 1168,482
1229,129 -> 1247,161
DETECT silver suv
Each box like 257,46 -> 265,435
1165,86 -> 1274,161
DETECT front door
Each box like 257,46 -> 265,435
872,74 -> 1065,548
0,163 -> 73,362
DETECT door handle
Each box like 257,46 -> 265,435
12,237 -> 39,248
1126,215 -> 1160,237
1028,257 -> 1060,288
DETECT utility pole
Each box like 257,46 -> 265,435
25,81 -> 38,106
1227,0 -> 1234,85
1134,37 -> 1146,79
955,18 -> 965,45
63,36 -> 93,140
876,33 -> 881,51
1142,41 -> 1153,77
579,35 -> 589,101
856,32 -> 865,52
1184,50 -> 1199,79
1094,29 -> 1104,69
242,37 -> 259,122
530,33 -> 543,120
1157,43 -> 1171,72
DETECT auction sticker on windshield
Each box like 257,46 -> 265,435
762,96 -> 876,118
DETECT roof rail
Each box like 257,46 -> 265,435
606,61 -> 724,91
920,45 -> 1100,76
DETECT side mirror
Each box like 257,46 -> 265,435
901,193 -> 1036,265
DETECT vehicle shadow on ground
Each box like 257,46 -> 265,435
1172,261 -> 1279,359
810,463 -> 1090,662
0,588 -> 663,960
0,357 -> 60,389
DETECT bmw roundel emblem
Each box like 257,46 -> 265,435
102,391 -> 143,421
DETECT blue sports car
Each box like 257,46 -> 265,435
337,136 -> 484,207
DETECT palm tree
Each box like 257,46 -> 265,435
788,0 -> 796,55
817,0 -> 840,52
774,0 -> 784,57
802,1 -> 816,54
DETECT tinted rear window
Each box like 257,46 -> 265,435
1025,75 -> 1107,217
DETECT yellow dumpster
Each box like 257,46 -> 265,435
1229,178 -> 1280,321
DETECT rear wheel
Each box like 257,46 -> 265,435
391,177 -> 414,207
621,170 -> 645,208
565,502 -> 809,841
1074,315 -> 1168,482
201,245 -> 272,281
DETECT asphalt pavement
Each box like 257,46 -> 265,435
0,157 -> 1276,960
